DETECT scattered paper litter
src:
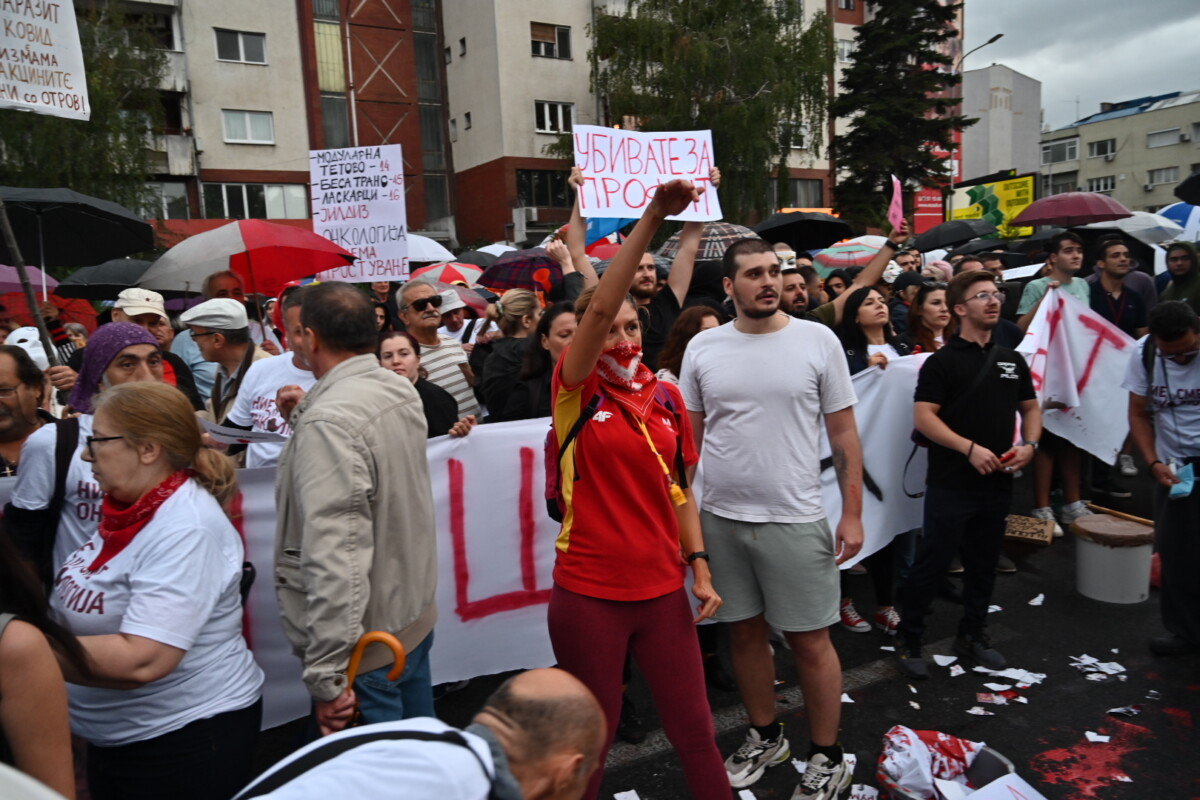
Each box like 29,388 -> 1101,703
738,791 -> 757,800
880,645 -> 895,652
983,683 -> 1012,691
966,706 -> 995,716
613,792 -> 641,800
1087,673 -> 1108,682
1028,593 -> 1045,606
933,654 -> 958,666
973,666 -> 1047,684
910,700 -> 921,710
1111,648 -> 1119,654
1147,690 -> 1162,700
1114,775 -> 1132,783
908,684 -> 918,694
933,778 -> 969,800
1013,696 -> 1029,704
950,664 -> 966,677
976,692 -> 1007,705
848,785 -> 879,800
1085,731 -> 1111,743
1070,654 -> 1125,678
1108,705 -> 1142,717
793,754 -> 858,775
841,693 -> 855,703
987,605 -> 1003,613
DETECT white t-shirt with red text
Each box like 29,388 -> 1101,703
50,479 -> 263,746
225,353 -> 317,468
12,414 -> 103,571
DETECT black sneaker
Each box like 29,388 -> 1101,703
616,694 -> 646,744
895,636 -> 928,680
1090,481 -> 1133,500
954,633 -> 1006,670
995,553 -> 1017,574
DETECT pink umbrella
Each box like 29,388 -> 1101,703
0,265 -> 58,294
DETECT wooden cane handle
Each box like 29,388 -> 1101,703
345,631 -> 407,686
1085,503 -> 1154,527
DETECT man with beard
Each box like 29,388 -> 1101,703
680,238 -> 864,799
0,345 -> 54,477
1162,242 -> 1200,310
779,266 -> 809,316
400,280 -> 479,418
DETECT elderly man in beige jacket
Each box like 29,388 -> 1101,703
274,282 -> 437,736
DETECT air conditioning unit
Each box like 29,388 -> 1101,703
1104,153 -> 1115,162
1180,132 -> 1192,143
1143,183 -> 1155,192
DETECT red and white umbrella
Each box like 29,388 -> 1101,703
410,262 -> 484,285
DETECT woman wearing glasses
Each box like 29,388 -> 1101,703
51,382 -> 263,800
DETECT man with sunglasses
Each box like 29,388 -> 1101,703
400,280 -> 479,418
895,270 -> 1041,680
1124,301 -> 1200,656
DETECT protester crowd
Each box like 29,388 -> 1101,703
0,172 -> 1197,800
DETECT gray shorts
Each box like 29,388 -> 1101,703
701,510 -> 839,632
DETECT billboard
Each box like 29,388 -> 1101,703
947,174 -> 1036,238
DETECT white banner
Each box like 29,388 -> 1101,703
572,125 -> 722,221
0,0 -> 90,119
1016,287 -> 1134,463
310,144 -> 408,282
1,360 -> 927,728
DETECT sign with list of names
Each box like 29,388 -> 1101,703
310,144 -> 409,282
0,0 -> 90,120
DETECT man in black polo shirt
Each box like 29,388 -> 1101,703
895,270 -> 1042,680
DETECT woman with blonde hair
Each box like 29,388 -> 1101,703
477,288 -> 543,419
51,381 -> 263,800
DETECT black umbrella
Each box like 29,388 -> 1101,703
1174,171 -> 1200,206
1014,227 -> 1066,255
454,250 -> 498,268
912,219 -> 998,253
753,211 -> 852,252
0,187 -> 154,267
949,238 -> 1011,257
54,259 -> 153,300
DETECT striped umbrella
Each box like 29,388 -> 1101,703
409,262 -> 484,285
813,242 -> 880,269
1157,202 -> 1200,242
658,222 -> 758,261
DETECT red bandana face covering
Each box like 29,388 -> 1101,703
597,340 -> 658,417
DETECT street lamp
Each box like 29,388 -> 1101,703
946,33 -> 1004,217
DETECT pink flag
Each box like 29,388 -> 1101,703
888,175 -> 904,230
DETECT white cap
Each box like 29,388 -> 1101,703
115,288 -> 167,320
439,290 -> 466,314
180,298 -> 248,330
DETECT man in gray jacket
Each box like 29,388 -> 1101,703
275,282 -> 437,735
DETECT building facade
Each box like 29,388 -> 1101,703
1038,90 -> 1200,213
960,64 -> 1041,184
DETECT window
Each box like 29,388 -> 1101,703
531,23 -> 571,59
203,183 -> 306,219
144,182 -> 189,219
1086,175 -> 1115,194
770,178 -> 823,209
425,174 -> 450,220
464,112 -> 472,130
127,11 -> 176,49
414,32 -> 441,102
419,105 -> 446,170
1040,138 -> 1078,165
1147,167 -> 1179,186
215,29 -> 266,63
222,110 -> 274,144
535,101 -> 572,133
449,118 -> 457,142
1147,128 -> 1182,148
837,39 -> 856,63
459,37 -> 466,56
1040,172 -> 1077,196
838,0 -> 855,8
444,46 -> 451,64
321,94 -> 349,149
312,0 -> 339,21
1087,139 -> 1115,158
780,122 -> 809,150
516,170 -> 571,208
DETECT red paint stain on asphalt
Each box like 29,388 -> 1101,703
1030,719 -> 1150,799
1163,707 -> 1193,728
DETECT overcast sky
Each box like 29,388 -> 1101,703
961,0 -> 1200,131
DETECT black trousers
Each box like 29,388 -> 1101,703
898,485 -> 1010,641
87,699 -> 262,800
1156,472 -> 1200,645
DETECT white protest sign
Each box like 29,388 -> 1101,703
1016,287 -> 1134,463
0,0 -> 90,119
967,773 -> 1050,800
572,125 -> 721,221
310,144 -> 409,282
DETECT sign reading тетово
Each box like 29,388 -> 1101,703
310,144 -> 409,281
572,125 -> 722,221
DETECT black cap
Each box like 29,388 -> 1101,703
892,271 -> 929,293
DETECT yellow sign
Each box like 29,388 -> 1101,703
948,175 -> 1036,238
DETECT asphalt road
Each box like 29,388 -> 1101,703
429,460 -> 1200,800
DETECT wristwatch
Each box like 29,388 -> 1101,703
686,551 -> 710,564
1020,440 -> 1039,451
881,239 -> 899,251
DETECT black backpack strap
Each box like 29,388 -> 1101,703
238,729 -> 496,799
51,416 -> 80,517
559,392 -> 602,470
7,416 -> 81,590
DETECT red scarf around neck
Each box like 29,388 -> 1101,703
596,340 -> 658,418
89,469 -> 193,573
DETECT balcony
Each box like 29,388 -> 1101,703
148,134 -> 196,177
160,50 -> 187,93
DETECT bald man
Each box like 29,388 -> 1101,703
235,669 -> 605,800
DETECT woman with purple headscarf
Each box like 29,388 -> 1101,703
6,323 -> 165,587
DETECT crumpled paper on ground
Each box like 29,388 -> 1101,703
878,725 -> 985,800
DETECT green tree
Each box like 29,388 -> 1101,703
0,5 -> 167,215
830,0 -> 973,227
588,0 -> 834,223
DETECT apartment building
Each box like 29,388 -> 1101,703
1039,90 -> 1200,213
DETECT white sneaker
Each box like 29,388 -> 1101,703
1032,506 -> 1064,538
791,752 -> 853,799
1119,454 -> 1137,477
726,725 -> 791,788
1061,501 -> 1089,527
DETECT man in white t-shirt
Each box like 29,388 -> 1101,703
400,281 -> 480,418
6,323 -> 166,586
225,288 -> 317,468
437,291 -> 482,351
680,238 -> 864,800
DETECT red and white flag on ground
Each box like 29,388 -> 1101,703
1016,287 -> 1135,463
